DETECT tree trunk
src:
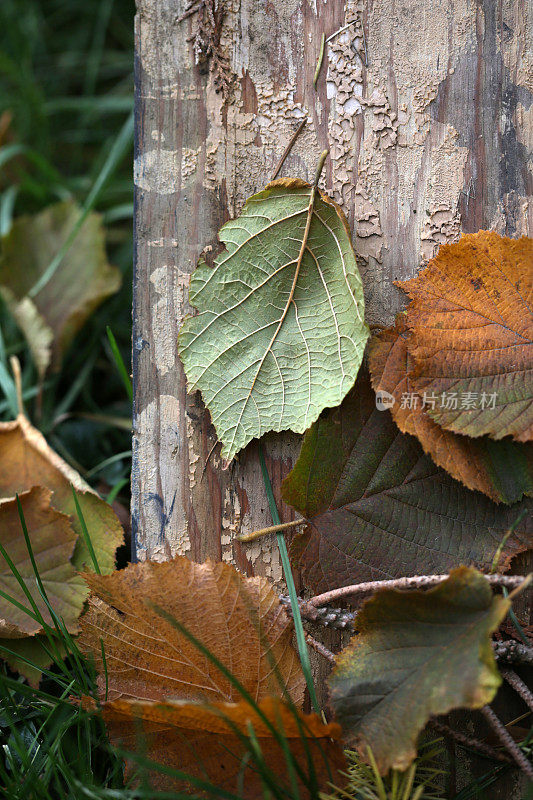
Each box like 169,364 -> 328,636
133,0 -> 532,793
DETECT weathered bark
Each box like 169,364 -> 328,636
133,0 -> 531,792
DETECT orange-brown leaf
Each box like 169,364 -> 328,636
399,231 -> 533,442
79,558 -> 305,705
368,315 -> 533,503
0,487 -> 87,636
0,414 -> 123,573
96,696 -> 345,798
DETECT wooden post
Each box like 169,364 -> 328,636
133,1 -> 531,788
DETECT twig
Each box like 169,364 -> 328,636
280,595 -> 356,630
360,22 -> 369,68
501,669 -> 533,712
271,119 -> 307,181
237,517 -> 305,542
202,439 -> 219,479
9,356 -> 23,416
326,20 -> 358,43
493,640 -> 533,666
309,574 -> 530,607
304,632 -> 336,663
176,2 -> 201,23
281,600 -> 533,667
508,573 -> 532,600
313,33 -> 326,87
481,705 -> 533,777
429,718 -> 512,764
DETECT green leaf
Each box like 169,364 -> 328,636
178,177 -> 369,461
282,370 -> 532,593
328,567 -> 509,774
0,200 -> 121,376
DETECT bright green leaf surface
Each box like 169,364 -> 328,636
329,567 -> 509,774
178,178 -> 369,461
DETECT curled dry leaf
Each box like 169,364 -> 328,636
399,231 -> 533,442
79,557 -> 305,705
329,567 -> 509,774
0,487 -> 87,637
368,314 -> 533,503
0,201 -> 121,376
178,177 -> 369,461
282,370 -> 532,594
93,696 -> 345,798
0,413 -> 123,682
0,414 -> 123,574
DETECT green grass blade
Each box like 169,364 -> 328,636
86,450 -> 131,478
29,111 -> 134,298
71,486 -> 101,574
15,494 -> 51,605
114,747 -> 244,800
148,603 -> 318,790
106,325 -> 133,402
258,444 -> 320,715
106,476 -> 129,504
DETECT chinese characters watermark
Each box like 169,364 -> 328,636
375,389 -> 498,411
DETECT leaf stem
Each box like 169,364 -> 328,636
308,573 -> 529,607
237,518 -> 305,542
313,149 -> 329,187
313,33 -> 326,87
271,119 -> 307,181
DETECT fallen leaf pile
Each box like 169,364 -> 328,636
369,314 -> 533,503
0,411 -> 123,683
79,557 -> 345,796
368,232 -> 532,503
278,231 -> 532,775
282,369 -> 532,594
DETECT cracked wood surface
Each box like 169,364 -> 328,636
133,1 -> 531,790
